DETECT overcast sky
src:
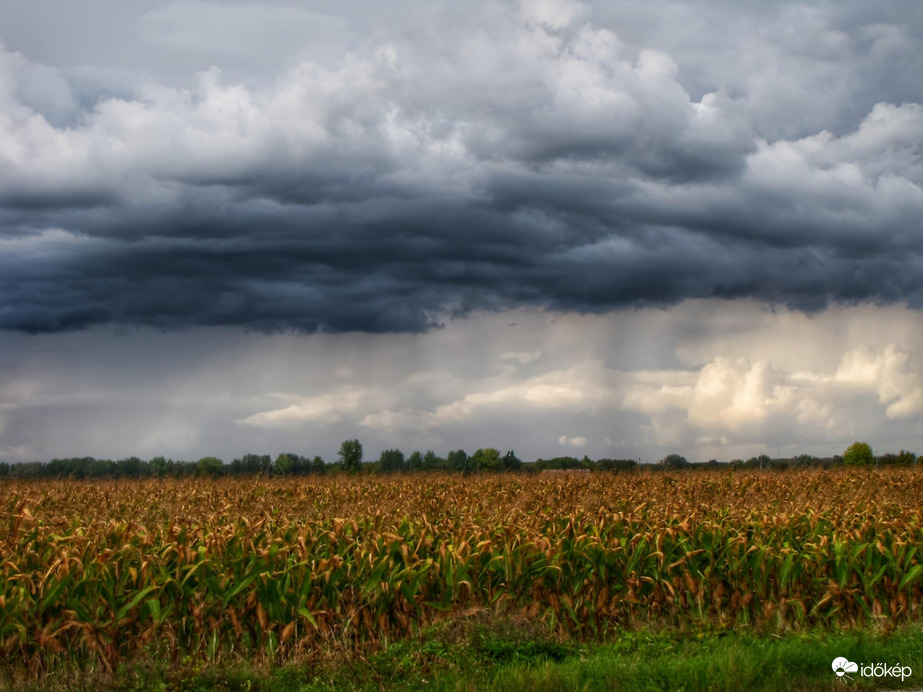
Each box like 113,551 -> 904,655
1,0 -> 922,463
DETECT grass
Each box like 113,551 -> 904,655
470,628 -> 922,692
9,618 -> 923,692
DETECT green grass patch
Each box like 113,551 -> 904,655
467,628 -> 923,692
8,620 -> 923,691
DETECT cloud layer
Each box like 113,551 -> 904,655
1,0 -> 922,333
2,1 -> 923,463
3,302 -> 923,463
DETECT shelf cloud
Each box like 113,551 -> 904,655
1,0 -> 922,333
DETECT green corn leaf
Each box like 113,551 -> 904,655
146,598 -> 162,622
222,572 -> 259,607
898,564 -> 923,591
39,574 -> 73,615
116,585 -> 161,621
296,607 -> 318,629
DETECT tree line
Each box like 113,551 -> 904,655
0,441 -> 632,479
0,439 -> 915,480
649,441 -> 917,470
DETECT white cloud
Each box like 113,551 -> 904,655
558,435 -> 588,447
359,361 -> 616,432
834,344 -> 923,418
618,343 -> 923,434
687,358 -> 793,430
239,387 -> 389,428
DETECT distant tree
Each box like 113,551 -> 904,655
45,458 -> 74,478
407,451 -> 423,471
447,449 -> 469,473
239,453 -> 271,475
795,454 -> 817,467
502,450 -> 522,471
659,453 -> 689,469
150,456 -> 168,477
93,459 -> 117,477
422,450 -> 443,471
11,462 -> 43,478
896,450 -> 917,467
843,441 -> 874,467
596,458 -> 637,472
312,455 -> 326,474
197,456 -> 224,477
536,456 -> 581,471
338,439 -> 363,473
877,453 -> 898,467
117,456 -> 146,477
176,460 -> 197,476
379,449 -> 405,473
289,454 -> 309,475
274,453 -> 295,476
471,448 -> 500,472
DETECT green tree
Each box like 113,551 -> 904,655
596,458 -> 637,472
197,456 -> 224,477
407,451 -> 423,471
843,441 -> 874,467
471,448 -> 500,472
379,449 -> 405,473
338,439 -> 363,473
274,453 -> 295,476
502,450 -> 522,471
422,450 -> 442,471
312,455 -> 326,474
116,456 -> 146,477
447,449 -> 469,473
896,450 -> 917,467
659,453 -> 689,469
150,456 -> 168,477
239,453 -> 271,475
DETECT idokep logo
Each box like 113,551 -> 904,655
831,657 -> 858,681
832,657 -> 913,683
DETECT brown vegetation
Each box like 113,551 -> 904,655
2,469 -> 922,676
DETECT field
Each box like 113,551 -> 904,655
2,469 -> 923,689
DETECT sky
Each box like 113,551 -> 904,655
1,0 -> 922,464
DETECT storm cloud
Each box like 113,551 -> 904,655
2,0 -> 922,333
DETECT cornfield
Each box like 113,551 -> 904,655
2,470 -> 922,673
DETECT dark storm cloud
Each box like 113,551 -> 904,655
1,0 -> 922,333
